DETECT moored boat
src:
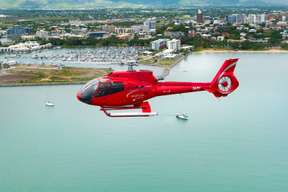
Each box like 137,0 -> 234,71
176,113 -> 189,120
45,101 -> 55,107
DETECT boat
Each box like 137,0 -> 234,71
5,60 -> 17,65
176,113 -> 189,120
45,101 -> 55,107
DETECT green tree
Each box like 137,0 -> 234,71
270,31 -> 282,46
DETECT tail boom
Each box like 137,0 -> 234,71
155,58 -> 239,97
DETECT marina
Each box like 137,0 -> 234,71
0,47 -> 165,80
0,47 -> 143,66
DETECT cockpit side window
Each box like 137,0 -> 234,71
95,81 -> 124,97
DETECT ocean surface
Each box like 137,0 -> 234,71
0,52 -> 288,192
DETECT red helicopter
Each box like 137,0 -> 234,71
77,58 -> 239,117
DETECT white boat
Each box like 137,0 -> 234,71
45,101 -> 55,107
176,114 -> 189,120
5,60 -> 17,65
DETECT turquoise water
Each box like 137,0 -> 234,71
0,53 -> 288,192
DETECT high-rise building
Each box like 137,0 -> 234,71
226,15 -> 237,24
144,18 -> 156,33
226,14 -> 246,25
237,14 -> 247,24
196,9 -> 204,24
7,25 -> 32,38
248,14 -> 257,24
256,14 -> 266,24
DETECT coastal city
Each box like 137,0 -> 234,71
1,7 -> 288,85
1,2 -> 288,192
1,8 -> 288,63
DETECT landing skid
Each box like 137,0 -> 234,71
101,102 -> 158,117
102,111 -> 158,117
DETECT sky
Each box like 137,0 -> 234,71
0,0 -> 287,9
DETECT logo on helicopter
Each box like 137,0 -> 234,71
192,86 -> 201,91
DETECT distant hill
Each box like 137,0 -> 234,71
0,0 -> 286,9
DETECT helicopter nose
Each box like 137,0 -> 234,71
76,91 -> 82,101
77,90 -> 92,104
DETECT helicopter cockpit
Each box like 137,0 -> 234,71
78,78 -> 124,103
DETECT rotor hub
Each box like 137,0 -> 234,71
218,76 -> 232,93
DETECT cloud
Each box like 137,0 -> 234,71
0,0 -> 145,9
0,0 -> 24,8
262,0 -> 288,5
179,0 -> 209,6
0,0 -> 288,9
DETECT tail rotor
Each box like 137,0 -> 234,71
210,58 -> 239,97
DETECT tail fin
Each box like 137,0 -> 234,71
210,58 -> 239,97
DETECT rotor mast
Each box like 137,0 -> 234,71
127,61 -> 137,71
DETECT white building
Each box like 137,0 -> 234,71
151,39 -> 167,50
0,37 -> 13,46
256,14 -> 266,24
247,14 -> 266,25
217,36 -> 225,41
144,18 -> 156,33
0,30 -> 6,36
167,39 -> 181,52
131,25 -> 149,34
8,41 -> 41,52
6,41 -> 52,52
249,29 -> 257,33
115,27 -> 133,34
36,30 -> 49,40
21,35 -> 35,40
248,14 -> 257,24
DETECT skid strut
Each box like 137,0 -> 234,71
101,102 -> 158,117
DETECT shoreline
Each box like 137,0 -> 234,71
159,54 -> 186,78
0,82 -> 86,87
196,48 -> 288,53
138,54 -> 185,79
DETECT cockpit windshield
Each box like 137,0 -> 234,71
80,79 -> 100,102
94,80 -> 124,97
80,78 -> 124,100
82,79 -> 99,92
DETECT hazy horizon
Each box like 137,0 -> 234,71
1,0 -> 288,9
